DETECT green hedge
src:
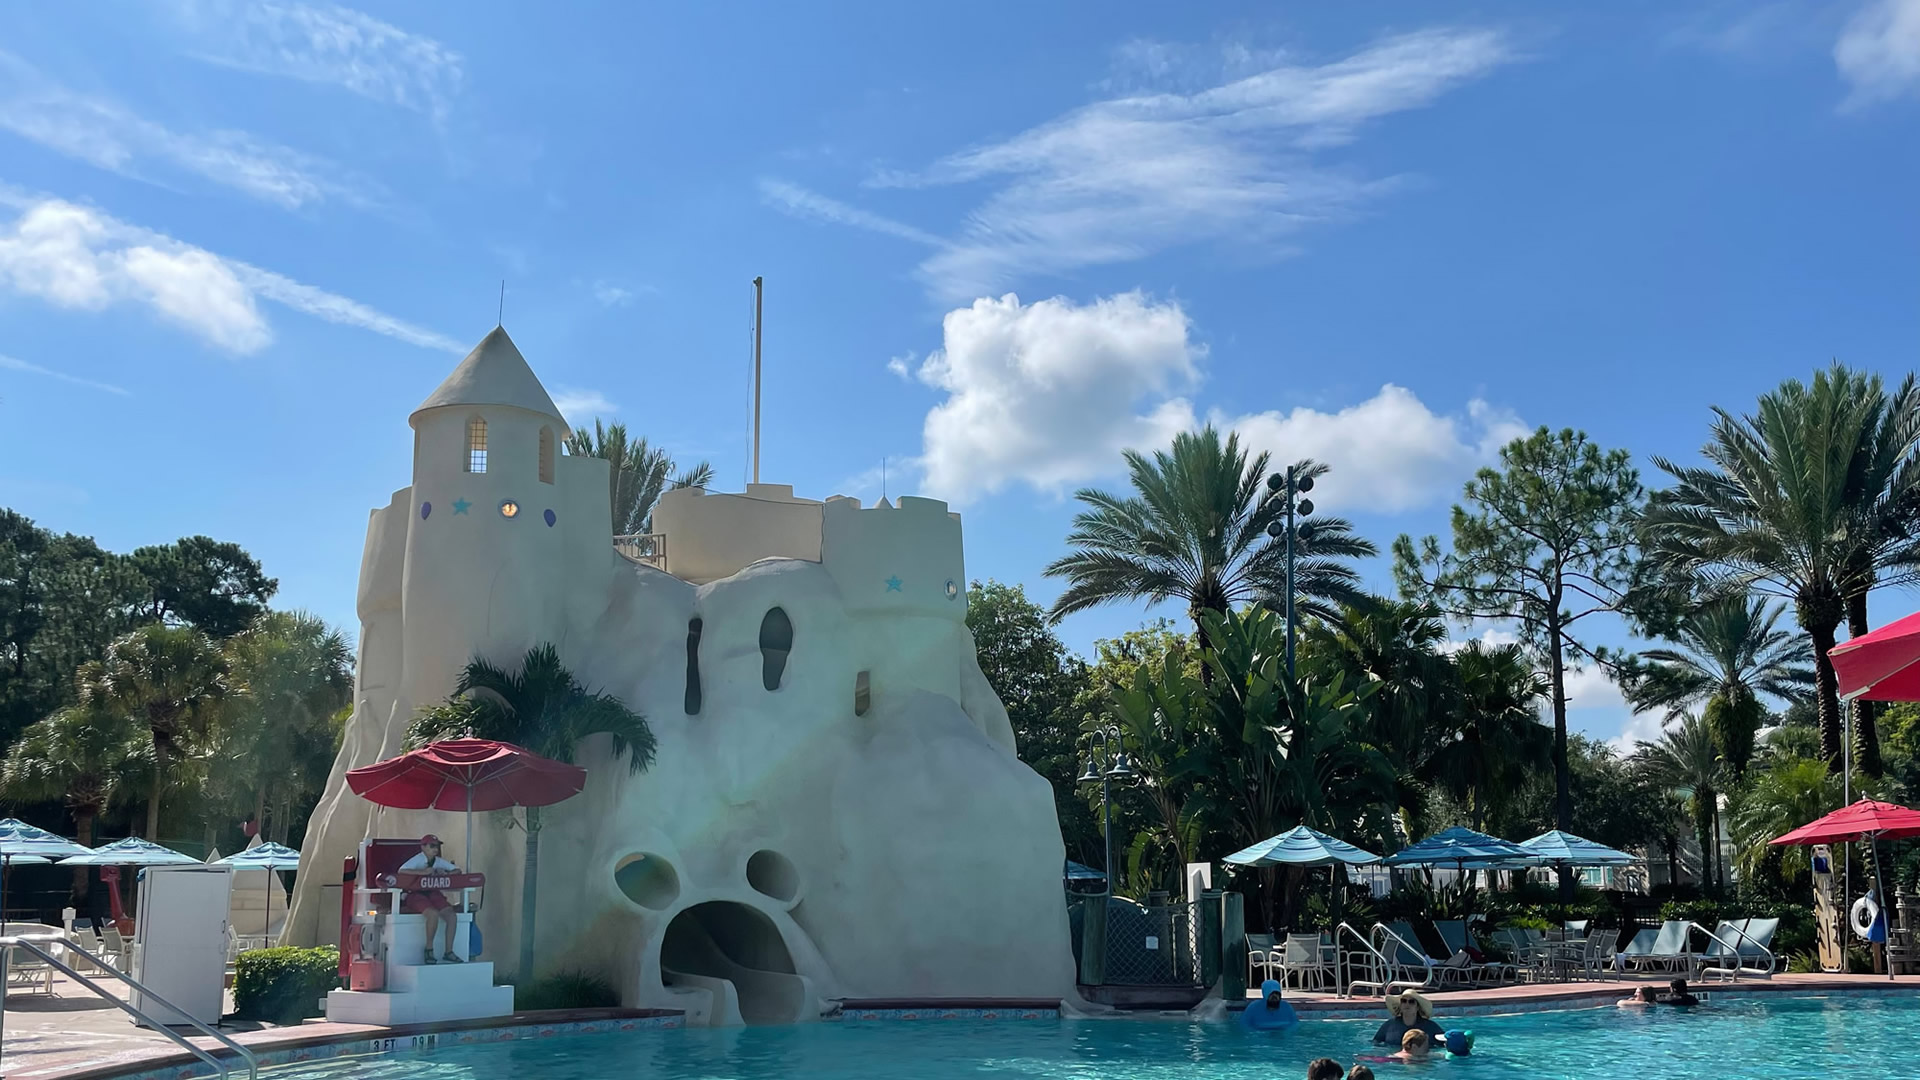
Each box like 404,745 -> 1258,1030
234,946 -> 341,1024
498,970 -> 619,1011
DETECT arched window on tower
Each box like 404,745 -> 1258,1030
539,427 -> 555,484
759,607 -> 793,691
466,417 -> 488,474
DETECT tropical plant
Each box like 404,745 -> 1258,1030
1044,426 -> 1376,649
409,643 -> 656,981
0,698 -> 147,889
1394,427 -> 1644,860
1727,756 -> 1841,888
1641,365 -> 1920,776
1618,595 -> 1813,779
1425,641 -> 1552,831
1103,647 -> 1209,880
82,625 -> 229,840
212,612 -> 353,843
566,421 -> 714,536
1632,715 -> 1726,889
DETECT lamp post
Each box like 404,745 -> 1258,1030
1264,465 -> 1318,681
1079,726 -> 1137,897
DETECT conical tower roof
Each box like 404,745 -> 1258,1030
411,327 -> 566,427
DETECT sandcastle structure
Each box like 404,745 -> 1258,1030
287,327 -> 1076,1024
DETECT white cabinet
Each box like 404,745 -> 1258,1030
130,867 -> 233,1027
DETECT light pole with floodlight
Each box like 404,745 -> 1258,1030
1079,725 -> 1136,896
1265,465 -> 1318,681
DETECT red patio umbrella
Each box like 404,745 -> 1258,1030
1771,797 -> 1920,980
1829,610 -> 1920,701
345,738 -> 587,864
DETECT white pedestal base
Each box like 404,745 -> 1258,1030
325,912 -> 513,1026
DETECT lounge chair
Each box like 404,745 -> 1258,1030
1382,921 -> 1449,984
1615,927 -> 1658,971
1701,918 -> 1777,980
1631,920 -> 1697,975
1564,919 -> 1590,938
5,938 -> 58,995
1434,919 -> 1518,984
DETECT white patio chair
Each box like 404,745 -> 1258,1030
5,940 -> 57,996
1247,933 -> 1280,986
1283,933 -> 1332,990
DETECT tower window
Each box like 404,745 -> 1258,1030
539,427 -> 555,484
684,617 -> 703,716
759,607 -> 792,691
854,671 -> 871,716
466,417 -> 488,473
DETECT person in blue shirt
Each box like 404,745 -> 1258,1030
1241,979 -> 1299,1029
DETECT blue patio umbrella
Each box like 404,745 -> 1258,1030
1225,826 -> 1382,868
1382,826 -> 1533,867
1517,830 -> 1634,868
1064,860 -> 1106,882
60,837 -> 203,866
0,819 -> 94,919
218,843 -> 301,947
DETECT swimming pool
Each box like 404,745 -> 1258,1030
273,995 -> 1919,1080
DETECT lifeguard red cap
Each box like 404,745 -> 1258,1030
420,834 -> 441,845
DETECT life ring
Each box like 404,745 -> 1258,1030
1851,895 -> 1880,939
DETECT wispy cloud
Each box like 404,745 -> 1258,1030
758,179 -> 946,248
1835,0 -> 1920,109
172,1 -> 464,122
552,387 -> 617,425
0,188 -> 461,355
591,280 -> 656,308
767,27 -> 1515,301
0,353 -> 130,396
0,50 -> 377,209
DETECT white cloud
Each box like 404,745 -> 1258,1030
770,27 -> 1514,301
173,1 -> 464,121
885,352 -> 914,379
552,387 -> 617,425
0,353 -> 130,396
911,291 -> 1199,504
0,192 -> 461,355
1218,388 -> 1527,514
592,281 -> 636,307
1836,0 -> 1920,107
0,51 -> 375,209
1608,709 -> 1671,756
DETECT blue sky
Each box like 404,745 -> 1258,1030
2,1 -> 1918,749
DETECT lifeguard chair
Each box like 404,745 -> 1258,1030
325,837 -> 513,1024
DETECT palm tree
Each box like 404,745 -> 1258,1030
1642,365 -> 1920,776
1,700 -> 147,891
410,643 -> 656,981
83,625 -> 229,840
1619,595 -> 1814,779
1425,641 -> 1552,831
1045,426 -> 1376,650
215,612 -> 352,842
1632,715 -> 1726,888
566,420 -> 714,536
1727,756 -> 1840,887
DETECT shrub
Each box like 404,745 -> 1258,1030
234,946 -> 341,1024
500,970 -> 619,1011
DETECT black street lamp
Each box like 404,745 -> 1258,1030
1078,726 -> 1136,897
1265,465 -> 1318,681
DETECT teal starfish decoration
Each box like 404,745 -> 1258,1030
452,498 -> 472,515
885,575 -> 903,592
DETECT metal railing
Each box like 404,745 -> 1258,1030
0,934 -> 258,1080
613,533 -> 666,567
1691,921 -> 1775,981
1334,921 -> 1429,999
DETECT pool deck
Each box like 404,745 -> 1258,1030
2,972 -> 1914,1080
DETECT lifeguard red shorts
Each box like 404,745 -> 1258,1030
401,890 -> 451,913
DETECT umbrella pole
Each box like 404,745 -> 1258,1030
464,785 -> 474,872
1872,831 -> 1892,982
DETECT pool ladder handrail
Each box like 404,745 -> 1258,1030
0,933 -> 259,1080
1689,920 -> 1775,981
1333,921 -> 1430,999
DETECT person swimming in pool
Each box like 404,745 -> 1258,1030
1346,1068 -> 1375,1080
1306,1060 -> 1344,1080
1242,979 -> 1299,1029
1665,978 -> 1699,1006
1372,989 -> 1445,1045
1618,985 -> 1661,1007
1357,1030 -> 1433,1065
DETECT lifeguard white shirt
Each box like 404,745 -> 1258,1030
400,854 -> 460,873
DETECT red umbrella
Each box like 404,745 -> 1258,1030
1770,798 -> 1920,846
1829,610 -> 1920,701
346,739 -> 586,863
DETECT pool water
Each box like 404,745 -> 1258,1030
288,995 -> 1919,1080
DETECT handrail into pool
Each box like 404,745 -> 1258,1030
1691,921 -> 1775,981
1370,922 -> 1437,991
1334,922 -> 1429,999
0,933 -> 259,1080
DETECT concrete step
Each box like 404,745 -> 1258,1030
387,959 -> 497,994
326,984 -> 515,1026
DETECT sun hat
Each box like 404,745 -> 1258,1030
1388,989 -> 1433,1019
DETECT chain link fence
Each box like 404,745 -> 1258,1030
1069,896 -> 1204,986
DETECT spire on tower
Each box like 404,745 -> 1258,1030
412,327 -> 566,428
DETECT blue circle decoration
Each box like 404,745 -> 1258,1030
420,501 -> 432,520
543,509 -> 557,527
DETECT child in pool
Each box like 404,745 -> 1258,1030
1357,1030 -> 1432,1064
1348,1068 -> 1376,1080
1666,978 -> 1699,1006
1618,986 -> 1660,1007
1307,1060 -> 1344,1080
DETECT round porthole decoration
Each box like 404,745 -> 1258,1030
499,499 -> 520,519
543,509 -> 557,527
944,579 -> 960,600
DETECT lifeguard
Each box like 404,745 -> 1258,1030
399,834 -> 464,964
